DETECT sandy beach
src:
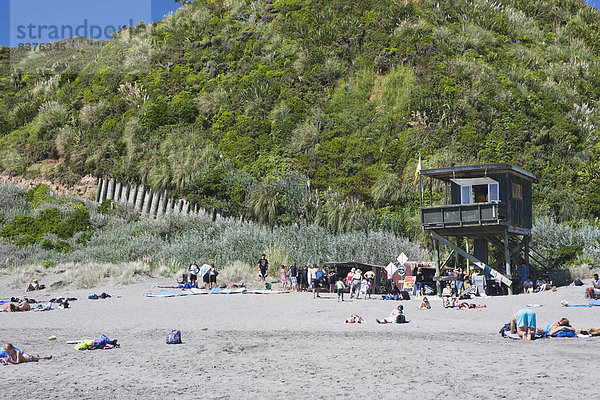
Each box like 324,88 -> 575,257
1,275 -> 599,400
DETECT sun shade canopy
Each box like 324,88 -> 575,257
420,163 -> 539,183
450,177 -> 498,185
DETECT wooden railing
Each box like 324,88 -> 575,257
420,202 -> 507,229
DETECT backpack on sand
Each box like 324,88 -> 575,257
166,330 -> 182,344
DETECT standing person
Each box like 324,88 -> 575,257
289,262 -> 298,292
301,265 -> 309,291
188,261 -> 199,288
346,268 -> 355,289
208,263 -> 218,289
414,268 -> 424,296
297,265 -> 305,291
280,265 -> 288,290
352,269 -> 362,299
199,262 -> 211,289
335,277 -> 345,302
328,268 -> 337,293
309,264 -> 320,299
364,269 -> 375,299
258,254 -> 269,283
455,267 -> 465,296
510,308 -> 537,340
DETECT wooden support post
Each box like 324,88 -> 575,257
114,181 -> 122,202
99,178 -> 108,203
466,239 -> 470,275
524,235 -> 530,271
107,179 -> 115,201
95,178 -> 103,203
431,231 -> 512,286
134,185 -> 145,212
454,237 -> 460,269
504,230 -> 513,295
127,184 -> 137,206
434,238 -> 441,295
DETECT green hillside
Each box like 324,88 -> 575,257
1,0 -> 600,233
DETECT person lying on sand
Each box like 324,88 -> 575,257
25,279 -> 45,292
578,328 -> 600,336
538,318 -> 576,337
510,308 -> 536,340
458,302 -> 486,309
1,343 -> 52,364
4,298 -> 31,312
376,305 -> 406,324
346,314 -> 364,323
419,297 -> 431,309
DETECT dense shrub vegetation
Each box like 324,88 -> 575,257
1,0 -> 600,232
0,184 -> 426,275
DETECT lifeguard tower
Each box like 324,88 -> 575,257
418,163 -> 539,295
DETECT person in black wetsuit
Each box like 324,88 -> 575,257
258,254 -> 268,283
414,268 -> 424,296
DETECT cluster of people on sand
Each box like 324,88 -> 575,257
2,298 -> 31,312
258,256 -> 378,300
522,273 -> 555,294
187,261 -> 218,289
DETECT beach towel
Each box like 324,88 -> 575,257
145,290 -> 197,297
562,299 -> 600,307
544,323 -> 577,337
75,335 -> 119,350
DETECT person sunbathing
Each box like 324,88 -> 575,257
25,279 -> 44,292
442,283 -> 454,308
376,305 -> 407,324
1,343 -> 52,364
419,297 -> 431,309
7,298 -> 31,312
458,302 -> 487,309
346,314 -> 364,323
539,318 -> 576,337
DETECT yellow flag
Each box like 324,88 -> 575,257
413,154 -> 421,185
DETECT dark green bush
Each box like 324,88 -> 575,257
0,204 -> 90,248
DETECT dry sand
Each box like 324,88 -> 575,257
1,275 -> 599,399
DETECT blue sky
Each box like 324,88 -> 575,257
1,0 -> 599,47
1,0 -> 183,47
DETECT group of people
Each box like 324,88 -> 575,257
522,273 -> 554,294
187,261 -> 218,289
258,255 -> 378,300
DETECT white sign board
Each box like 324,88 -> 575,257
385,262 -> 397,277
397,252 -> 408,265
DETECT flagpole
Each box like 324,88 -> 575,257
418,153 -> 423,206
